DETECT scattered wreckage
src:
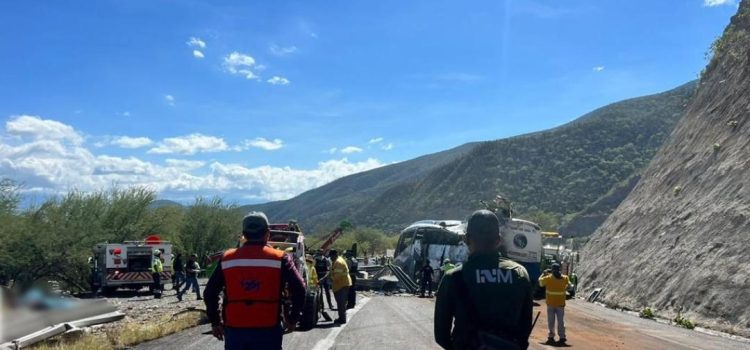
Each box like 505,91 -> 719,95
0,290 -> 124,349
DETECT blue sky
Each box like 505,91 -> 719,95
0,0 -> 739,203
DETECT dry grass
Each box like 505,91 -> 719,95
30,311 -> 206,350
30,334 -> 112,350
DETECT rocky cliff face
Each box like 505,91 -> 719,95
578,1 -> 750,336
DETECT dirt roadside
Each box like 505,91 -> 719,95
89,280 -> 208,335
529,300 -> 750,350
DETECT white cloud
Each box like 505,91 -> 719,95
270,44 -> 298,56
148,133 -> 229,155
224,52 -> 260,80
381,143 -> 394,151
242,137 -> 284,151
208,157 -> 383,200
340,146 -> 363,154
368,137 -> 384,144
703,0 -> 734,6
6,115 -> 83,145
327,147 -> 337,154
593,66 -> 605,72
193,50 -> 205,59
111,136 -> 153,149
165,158 -> 205,170
267,76 -> 290,85
165,95 -> 175,106
0,116 -> 385,201
187,37 -> 206,49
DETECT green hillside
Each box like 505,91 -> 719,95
241,142 -> 478,230
247,81 -> 696,232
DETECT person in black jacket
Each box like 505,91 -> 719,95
420,261 -> 435,297
172,252 -> 184,291
345,250 -> 359,309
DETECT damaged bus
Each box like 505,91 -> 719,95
394,218 -> 543,285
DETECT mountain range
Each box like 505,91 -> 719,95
240,81 -> 697,234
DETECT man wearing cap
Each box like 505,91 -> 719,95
539,263 -> 571,345
314,249 -> 334,309
345,250 -> 359,309
434,210 -> 533,350
177,254 -> 202,301
203,212 -> 306,350
150,249 -> 164,299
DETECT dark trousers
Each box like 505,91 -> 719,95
224,326 -> 282,350
172,271 -> 185,290
334,287 -> 349,322
321,277 -> 333,309
420,277 -> 433,296
152,273 -> 162,298
347,274 -> 357,309
179,275 -> 201,299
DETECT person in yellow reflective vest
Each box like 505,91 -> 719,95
439,258 -> 455,281
305,255 -> 319,286
538,263 -> 570,345
150,249 -> 164,299
329,249 -> 352,324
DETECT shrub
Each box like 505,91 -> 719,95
639,307 -> 656,319
673,313 -> 696,330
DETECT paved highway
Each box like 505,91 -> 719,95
135,295 -> 750,350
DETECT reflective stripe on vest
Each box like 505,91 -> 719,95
221,245 -> 285,328
546,291 -> 566,296
222,259 -> 282,270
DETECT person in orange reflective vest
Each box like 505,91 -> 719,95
203,212 -> 306,350
538,263 -> 570,345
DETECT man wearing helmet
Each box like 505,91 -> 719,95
150,249 -> 164,299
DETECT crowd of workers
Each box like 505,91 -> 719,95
145,209 -> 573,350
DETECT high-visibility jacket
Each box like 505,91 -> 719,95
151,258 -> 163,273
306,259 -> 319,286
221,245 -> 285,328
331,256 -> 352,292
440,263 -> 455,273
539,273 -> 569,307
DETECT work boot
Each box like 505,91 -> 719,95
545,337 -> 555,345
558,338 -> 567,345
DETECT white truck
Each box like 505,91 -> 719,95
89,238 -> 173,294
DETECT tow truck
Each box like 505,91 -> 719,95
89,235 -> 173,295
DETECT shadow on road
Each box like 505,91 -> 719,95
539,341 -> 571,348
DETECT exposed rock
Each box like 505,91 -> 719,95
578,0 -> 750,337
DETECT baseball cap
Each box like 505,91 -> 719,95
466,209 -> 500,238
242,212 -> 270,238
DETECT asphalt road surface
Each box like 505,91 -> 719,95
135,295 -> 750,350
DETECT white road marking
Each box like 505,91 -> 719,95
311,296 -> 372,350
